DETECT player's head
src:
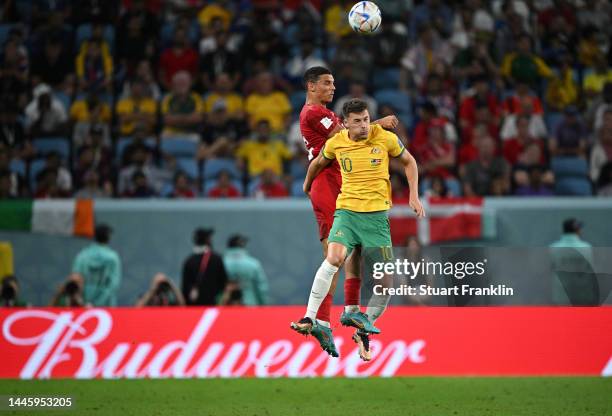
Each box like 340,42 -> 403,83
303,66 -> 334,104
342,99 -> 370,141
94,224 -> 112,244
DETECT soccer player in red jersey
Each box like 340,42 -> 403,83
293,66 -> 399,356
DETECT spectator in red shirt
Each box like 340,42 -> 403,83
458,75 -> 501,130
207,170 -> 241,198
417,118 -> 456,179
169,171 -> 196,198
159,27 -> 198,89
502,82 -> 544,116
503,114 -> 545,165
253,169 -> 288,198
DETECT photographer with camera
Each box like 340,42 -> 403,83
1,275 -> 27,307
50,273 -> 85,307
136,273 -> 185,307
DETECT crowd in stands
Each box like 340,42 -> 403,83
1,0 -> 612,200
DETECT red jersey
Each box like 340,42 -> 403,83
299,103 -> 342,166
300,102 -> 343,240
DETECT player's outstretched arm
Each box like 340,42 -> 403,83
303,152 -> 332,197
372,115 -> 399,130
398,150 -> 426,218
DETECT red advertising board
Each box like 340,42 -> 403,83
1,307 -> 610,378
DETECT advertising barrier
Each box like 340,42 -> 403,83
1,307 -> 610,378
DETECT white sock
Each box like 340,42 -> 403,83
365,295 -> 391,324
344,305 -> 360,313
316,319 -> 330,328
305,260 -> 339,320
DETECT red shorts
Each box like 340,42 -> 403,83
310,167 -> 341,240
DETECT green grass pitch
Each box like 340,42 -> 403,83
0,377 -> 610,415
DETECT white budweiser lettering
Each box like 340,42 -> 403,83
1,309 -> 426,379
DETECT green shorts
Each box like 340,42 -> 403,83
327,209 -> 393,262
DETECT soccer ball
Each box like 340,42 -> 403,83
348,1 -> 382,34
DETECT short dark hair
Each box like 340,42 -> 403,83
94,224 -> 112,244
342,99 -> 369,119
303,66 -> 331,89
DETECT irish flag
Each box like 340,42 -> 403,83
0,200 -> 94,238
390,197 -> 483,245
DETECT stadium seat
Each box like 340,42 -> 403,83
9,159 -> 26,177
116,137 -> 157,162
555,177 -> 592,196
202,158 -> 240,180
373,89 -> 413,129
53,91 -> 72,111
545,112 -> 564,134
29,158 -> 47,190
176,158 -> 200,179
290,91 -> 306,115
289,160 -> 307,179
372,68 -> 401,90
75,24 -> 115,52
551,157 -> 589,178
0,24 -> 14,45
291,179 -> 306,197
160,139 -> 198,158
203,179 -> 243,195
33,137 -> 70,160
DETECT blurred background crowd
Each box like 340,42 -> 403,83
1,0 -> 612,200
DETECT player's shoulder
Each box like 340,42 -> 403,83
371,124 -> 398,142
301,103 -> 334,120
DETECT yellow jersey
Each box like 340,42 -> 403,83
322,124 -> 405,212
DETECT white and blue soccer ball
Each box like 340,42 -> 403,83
348,1 -> 382,34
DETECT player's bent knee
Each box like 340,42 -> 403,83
326,243 -> 347,267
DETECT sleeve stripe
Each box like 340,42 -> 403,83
391,148 -> 405,158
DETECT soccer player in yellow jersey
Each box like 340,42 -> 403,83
291,99 -> 425,361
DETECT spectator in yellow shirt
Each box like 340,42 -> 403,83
501,33 -> 553,88
197,1 -> 232,33
204,73 -> 244,120
161,71 -> 204,140
236,119 -> 292,177
116,79 -> 157,136
245,72 -> 291,133
324,0 -> 353,43
75,39 -> 113,93
70,94 -> 111,123
545,53 -> 578,112
583,55 -> 612,100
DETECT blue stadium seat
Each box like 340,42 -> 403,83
160,182 -> 175,198
247,177 -> 262,196
9,159 -> 26,177
160,20 -> 200,48
53,91 -> 72,112
419,177 -> 463,197
160,139 -> 198,158
33,137 -> 70,159
373,89 -> 413,129
29,158 -> 47,190
289,160 -> 307,179
176,158 -> 200,179
555,178 -> 592,196
203,179 -> 243,196
372,68 -> 401,90
290,91 -> 305,115
551,157 -> 589,178
545,112 -> 564,134
0,24 -> 14,45
75,24 -> 115,52
291,179 -> 306,197
202,158 -> 240,180
116,137 -> 157,162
